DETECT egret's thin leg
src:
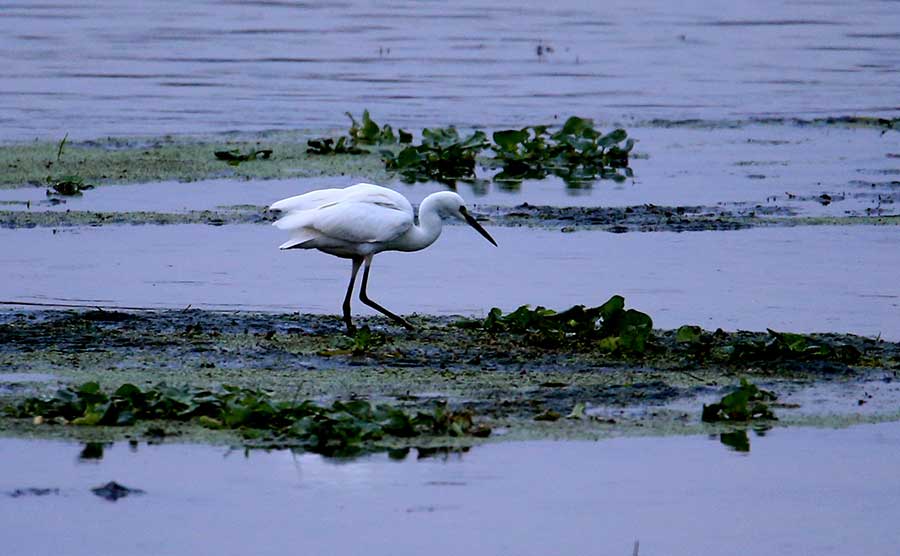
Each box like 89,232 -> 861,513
342,256 -> 363,334
359,255 -> 414,330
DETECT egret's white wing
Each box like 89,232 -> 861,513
291,200 -> 412,243
270,183 -> 413,214
269,188 -> 344,212
272,183 -> 414,243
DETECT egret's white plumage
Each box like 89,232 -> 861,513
270,182 -> 497,332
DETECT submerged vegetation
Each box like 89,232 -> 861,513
5,381 -> 489,456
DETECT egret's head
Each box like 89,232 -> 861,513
433,191 -> 497,247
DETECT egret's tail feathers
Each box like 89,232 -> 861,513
278,229 -> 317,250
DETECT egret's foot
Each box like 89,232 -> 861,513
398,318 -> 415,331
343,321 -> 357,336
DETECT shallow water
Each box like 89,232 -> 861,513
1,224 -> 897,338
2,422 -> 900,556
1,0 -> 898,141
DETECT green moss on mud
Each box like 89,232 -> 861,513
0,135 -> 392,188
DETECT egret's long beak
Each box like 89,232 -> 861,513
460,207 -> 497,246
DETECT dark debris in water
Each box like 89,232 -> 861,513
46,175 -> 95,196
214,148 -> 273,166
91,481 -> 145,502
7,487 -> 60,498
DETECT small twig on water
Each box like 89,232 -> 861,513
677,368 -> 707,382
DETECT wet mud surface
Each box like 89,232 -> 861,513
1,201 -> 898,233
2,309 -> 898,446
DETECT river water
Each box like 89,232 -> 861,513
1,0 -> 898,141
3,422 -> 900,556
2,3 -> 899,552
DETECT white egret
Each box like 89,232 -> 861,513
269,182 -> 497,332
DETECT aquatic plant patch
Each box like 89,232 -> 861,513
5,381 -> 490,455
307,110 -> 412,156
491,116 -> 634,184
306,136 -> 368,155
701,379 -> 777,422
309,112 -> 635,185
382,127 -> 490,184
722,329 -> 862,364
459,295 -> 653,353
346,110 -> 411,145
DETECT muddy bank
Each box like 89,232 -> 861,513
2,203 -> 898,232
1,309 -> 898,447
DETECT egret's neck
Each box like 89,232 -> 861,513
396,194 -> 444,252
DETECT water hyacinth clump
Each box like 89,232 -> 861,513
306,110 -> 412,155
382,127 -> 490,184
459,295 -> 653,353
306,110 -> 636,185
491,116 -> 634,185
5,382 -> 490,456
701,379 -> 778,423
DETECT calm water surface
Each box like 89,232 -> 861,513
1,224 -> 897,338
1,0 -> 898,140
2,422 -> 900,556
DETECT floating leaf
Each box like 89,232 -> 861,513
702,379 -> 777,423
676,325 -> 703,343
566,402 -> 587,420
